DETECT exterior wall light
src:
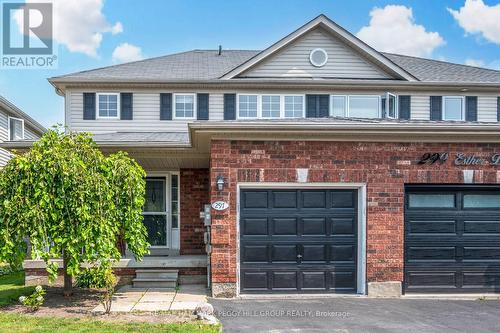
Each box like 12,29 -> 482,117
216,175 -> 225,191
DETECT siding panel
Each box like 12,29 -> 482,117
477,96 -> 497,122
241,28 -> 392,79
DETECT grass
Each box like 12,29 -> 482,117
0,270 -> 34,307
0,313 -> 220,333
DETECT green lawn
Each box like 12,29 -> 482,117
0,313 -> 219,333
0,270 -> 34,307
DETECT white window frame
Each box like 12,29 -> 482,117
261,94 -> 282,119
173,93 -> 196,120
330,95 -> 348,117
96,92 -> 120,119
442,96 -> 465,121
343,95 -> 382,118
237,94 -> 259,119
283,94 -> 306,118
7,116 -> 24,141
385,93 -> 398,119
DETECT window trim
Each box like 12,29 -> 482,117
173,93 -> 197,120
7,116 -> 24,141
442,96 -> 465,121
96,92 -> 120,119
330,95 -> 348,117
386,93 -> 398,119
283,94 -> 306,118
237,94 -> 260,119
346,95 -> 382,119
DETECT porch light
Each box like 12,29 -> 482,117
216,175 -> 225,191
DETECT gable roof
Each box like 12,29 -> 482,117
0,96 -> 46,135
220,15 -> 417,81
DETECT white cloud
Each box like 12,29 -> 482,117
449,0 -> 500,44
464,58 -> 485,67
14,0 -> 123,57
112,43 -> 144,63
357,5 -> 445,57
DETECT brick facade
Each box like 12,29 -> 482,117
180,169 -> 209,254
209,139 -> 500,295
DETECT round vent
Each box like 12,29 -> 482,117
309,48 -> 328,67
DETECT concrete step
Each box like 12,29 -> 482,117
135,269 -> 178,280
132,278 -> 177,289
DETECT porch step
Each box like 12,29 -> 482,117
132,269 -> 178,289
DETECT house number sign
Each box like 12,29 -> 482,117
211,201 -> 229,211
418,152 -> 500,166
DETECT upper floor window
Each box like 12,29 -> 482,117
443,96 -> 464,121
238,94 -> 258,118
8,117 -> 24,141
174,94 -> 195,119
262,95 -> 280,118
97,93 -> 119,118
331,93 -> 397,119
284,95 -> 304,118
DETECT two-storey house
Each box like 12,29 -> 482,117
9,15 -> 500,297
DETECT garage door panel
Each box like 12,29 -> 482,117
331,218 -> 356,235
240,189 -> 358,294
464,220 -> 500,234
242,218 -> 268,236
272,272 -> 298,290
406,220 -> 457,235
405,187 -> 500,293
272,218 -> 297,235
302,191 -> 327,208
272,191 -> 297,208
302,217 -> 327,235
302,245 -> 327,262
272,245 -> 298,262
242,245 -> 268,263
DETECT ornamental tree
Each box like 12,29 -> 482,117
0,128 -> 149,295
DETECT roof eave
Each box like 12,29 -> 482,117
0,97 -> 46,135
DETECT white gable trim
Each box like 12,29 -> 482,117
221,15 -> 418,82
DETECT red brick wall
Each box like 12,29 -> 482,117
180,169 -> 209,254
209,140 -> 500,285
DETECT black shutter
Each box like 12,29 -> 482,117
430,96 -> 442,120
197,93 -> 209,120
160,93 -> 172,120
497,97 -> 500,122
306,95 -> 329,118
224,94 -> 236,120
398,95 -> 411,120
465,96 -> 477,122
120,93 -> 133,120
83,93 -> 96,120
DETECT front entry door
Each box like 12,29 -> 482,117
143,177 -> 168,247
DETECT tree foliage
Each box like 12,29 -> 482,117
0,128 -> 149,285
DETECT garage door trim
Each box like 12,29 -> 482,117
237,182 -> 367,296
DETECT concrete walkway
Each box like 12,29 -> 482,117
93,284 -> 208,313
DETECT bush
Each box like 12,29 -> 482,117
19,285 -> 45,311
75,266 -> 110,289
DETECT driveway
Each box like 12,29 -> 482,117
210,297 -> 500,333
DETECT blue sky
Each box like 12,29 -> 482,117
1,0 -> 500,128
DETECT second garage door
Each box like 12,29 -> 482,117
405,185 -> 500,293
239,189 -> 358,294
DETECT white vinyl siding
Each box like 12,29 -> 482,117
411,95 -> 430,120
240,28 -> 392,79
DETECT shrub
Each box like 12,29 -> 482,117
19,285 -> 45,311
75,266 -> 110,289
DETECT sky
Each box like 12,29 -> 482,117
1,0 -> 500,128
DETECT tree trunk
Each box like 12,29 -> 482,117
63,251 -> 73,297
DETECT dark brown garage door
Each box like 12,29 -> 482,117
405,185 -> 500,293
240,189 -> 357,293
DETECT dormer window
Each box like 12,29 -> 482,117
8,117 -> 24,141
97,93 -> 119,118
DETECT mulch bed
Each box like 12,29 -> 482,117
2,286 -> 196,324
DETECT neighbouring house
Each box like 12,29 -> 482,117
5,15 -> 500,297
0,95 -> 45,167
